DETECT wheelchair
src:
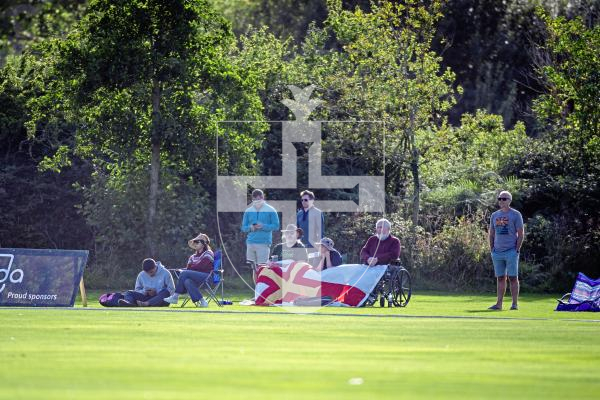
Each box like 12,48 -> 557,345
363,260 -> 412,307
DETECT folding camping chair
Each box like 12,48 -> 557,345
173,250 -> 225,308
556,272 -> 600,312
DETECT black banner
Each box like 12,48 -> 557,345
0,248 -> 88,307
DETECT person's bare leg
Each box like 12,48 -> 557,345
496,276 -> 507,308
509,276 -> 519,309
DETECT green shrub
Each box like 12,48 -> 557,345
413,214 -> 492,291
523,214 -> 600,292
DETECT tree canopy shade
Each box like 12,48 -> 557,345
29,0 -> 267,255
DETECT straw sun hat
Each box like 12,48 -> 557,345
188,233 -> 210,250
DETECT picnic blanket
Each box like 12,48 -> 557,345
254,262 -> 387,307
556,272 -> 600,312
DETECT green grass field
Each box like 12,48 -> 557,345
1,292 -> 599,399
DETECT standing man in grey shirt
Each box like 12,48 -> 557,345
488,190 -> 525,310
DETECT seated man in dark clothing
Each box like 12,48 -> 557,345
118,258 -> 175,307
359,218 -> 401,266
314,237 -> 343,271
271,224 -> 308,263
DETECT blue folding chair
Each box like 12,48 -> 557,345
178,250 -> 224,307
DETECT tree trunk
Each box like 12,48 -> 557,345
408,107 -> 419,270
409,107 -> 419,230
148,79 -> 161,255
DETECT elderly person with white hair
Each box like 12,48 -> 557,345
359,218 -> 401,266
488,190 -> 524,311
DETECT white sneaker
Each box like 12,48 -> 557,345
195,298 -> 208,308
163,293 -> 179,304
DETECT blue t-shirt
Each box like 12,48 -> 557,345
490,208 -> 524,252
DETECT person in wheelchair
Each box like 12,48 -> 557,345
314,237 -> 342,271
360,218 -> 401,266
163,233 -> 214,307
270,224 -> 308,263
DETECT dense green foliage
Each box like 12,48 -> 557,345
0,0 -> 598,290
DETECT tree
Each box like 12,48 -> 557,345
29,0 -> 265,256
533,10 -> 600,171
308,0 -> 457,228
233,0 -> 456,268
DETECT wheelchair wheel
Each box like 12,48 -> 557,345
391,268 -> 411,307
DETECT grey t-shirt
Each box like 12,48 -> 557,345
490,208 -> 524,252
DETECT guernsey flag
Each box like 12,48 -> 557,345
254,262 -> 386,307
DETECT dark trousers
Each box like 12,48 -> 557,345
123,288 -> 170,306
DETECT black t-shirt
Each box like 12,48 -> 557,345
323,249 -> 343,269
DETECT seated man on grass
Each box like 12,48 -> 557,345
119,258 -> 175,307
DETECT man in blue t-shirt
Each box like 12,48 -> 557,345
488,190 -> 525,311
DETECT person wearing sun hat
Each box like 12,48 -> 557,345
315,237 -> 343,271
488,190 -> 525,311
270,223 -> 308,262
163,233 -> 214,307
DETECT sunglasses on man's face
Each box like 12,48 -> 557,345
193,239 -> 206,245
301,198 -> 311,202
497,198 -> 509,201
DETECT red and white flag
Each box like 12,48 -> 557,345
255,262 -> 386,307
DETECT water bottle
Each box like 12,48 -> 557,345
388,293 -> 393,307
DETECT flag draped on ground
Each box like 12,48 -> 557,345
254,262 -> 386,307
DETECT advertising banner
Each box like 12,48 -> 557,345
0,248 -> 88,307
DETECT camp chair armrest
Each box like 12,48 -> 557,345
556,292 -> 571,304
